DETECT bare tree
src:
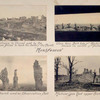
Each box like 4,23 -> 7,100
62,23 -> 64,29
55,57 -> 61,81
98,25 -> 100,31
62,61 -> 78,83
62,63 -> 69,76
67,23 -> 71,28
74,24 -> 79,31
67,56 -> 81,83
90,24 -> 94,31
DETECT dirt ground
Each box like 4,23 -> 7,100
55,81 -> 100,91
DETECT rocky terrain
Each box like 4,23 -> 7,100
0,15 -> 46,41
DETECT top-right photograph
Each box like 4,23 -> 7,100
55,6 -> 100,41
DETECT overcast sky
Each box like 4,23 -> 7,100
57,56 -> 100,75
0,56 -> 47,85
0,5 -> 46,18
55,13 -> 100,24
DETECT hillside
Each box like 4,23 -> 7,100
0,16 -> 46,41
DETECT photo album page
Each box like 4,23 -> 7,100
0,0 -> 100,100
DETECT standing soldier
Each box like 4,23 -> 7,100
93,70 -> 96,83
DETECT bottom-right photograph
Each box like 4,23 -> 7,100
55,56 -> 100,91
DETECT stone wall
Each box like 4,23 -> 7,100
33,60 -> 43,90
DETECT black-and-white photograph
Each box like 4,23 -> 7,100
0,5 -> 46,41
0,56 -> 47,91
55,56 -> 100,91
55,6 -> 100,41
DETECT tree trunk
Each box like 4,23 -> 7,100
69,65 -> 72,83
55,66 -> 58,81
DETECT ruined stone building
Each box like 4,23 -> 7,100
58,68 -> 100,83
0,68 -> 9,90
83,68 -> 93,74
33,60 -> 43,90
13,69 -> 18,89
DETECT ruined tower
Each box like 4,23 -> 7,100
13,69 -> 18,89
33,60 -> 43,90
0,68 -> 9,90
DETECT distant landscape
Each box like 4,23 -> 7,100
0,15 -> 46,41
55,24 -> 100,41
55,23 -> 100,32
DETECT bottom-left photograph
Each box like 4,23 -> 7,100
0,56 -> 47,91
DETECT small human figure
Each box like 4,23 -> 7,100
93,70 -> 96,83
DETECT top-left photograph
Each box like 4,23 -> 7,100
0,5 -> 46,41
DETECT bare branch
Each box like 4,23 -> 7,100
63,64 -> 68,70
75,69 -> 78,73
72,56 -> 75,63
68,56 -> 72,66
73,61 -> 82,66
